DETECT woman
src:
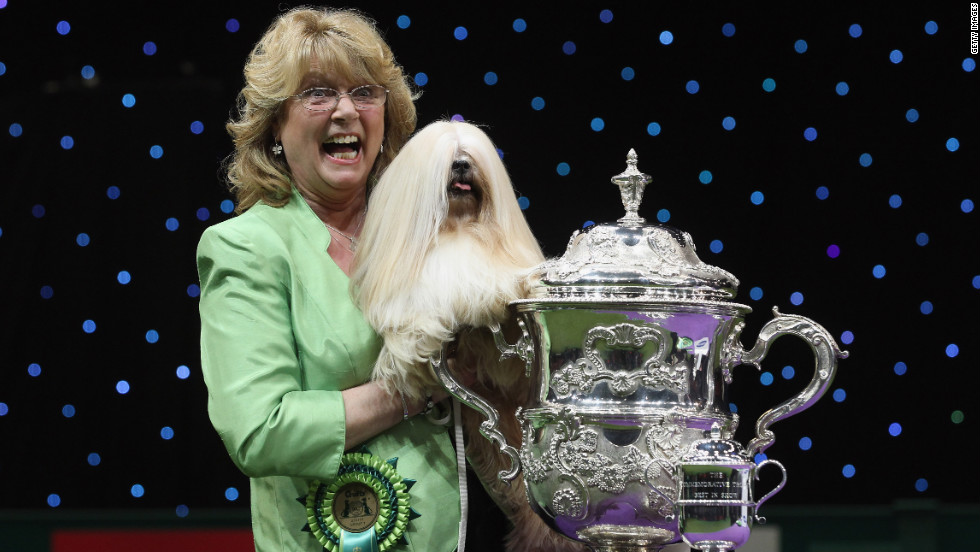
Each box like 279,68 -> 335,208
197,8 -> 459,551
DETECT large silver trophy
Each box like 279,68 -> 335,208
432,150 -> 848,551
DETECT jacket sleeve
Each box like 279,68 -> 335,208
196,222 -> 346,481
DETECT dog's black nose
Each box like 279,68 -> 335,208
451,159 -> 470,172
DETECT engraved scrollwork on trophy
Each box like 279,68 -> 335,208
553,487 -> 585,518
553,323 -> 684,400
720,320 -> 751,384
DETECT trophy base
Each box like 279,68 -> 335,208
578,524 -> 675,552
687,540 -> 737,552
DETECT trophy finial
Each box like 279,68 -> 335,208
611,148 -> 652,225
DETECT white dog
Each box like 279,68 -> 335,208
351,120 -> 584,551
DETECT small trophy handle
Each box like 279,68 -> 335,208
490,320 -> 535,378
730,307 -> 849,458
430,341 -> 521,482
753,458 -> 787,521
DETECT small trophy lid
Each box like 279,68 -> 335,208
536,149 -> 739,302
682,424 -> 749,463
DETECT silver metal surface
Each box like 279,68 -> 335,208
431,150 -> 847,551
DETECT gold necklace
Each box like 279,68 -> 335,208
324,208 -> 365,252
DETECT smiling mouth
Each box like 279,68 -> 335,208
322,135 -> 361,160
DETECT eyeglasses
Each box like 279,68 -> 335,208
291,85 -> 388,111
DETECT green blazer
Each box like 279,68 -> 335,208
197,186 -> 461,551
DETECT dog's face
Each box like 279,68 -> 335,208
445,153 -> 486,224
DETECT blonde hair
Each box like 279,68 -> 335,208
225,7 -> 417,212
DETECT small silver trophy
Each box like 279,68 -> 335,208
433,150 -> 847,551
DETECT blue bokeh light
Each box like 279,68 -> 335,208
915,232 -> 929,246
782,365 -> 796,380
28,363 -> 42,377
48,494 -> 61,507
517,196 -> 530,210
760,372 -> 774,386
750,191 -> 764,205
873,264 -> 886,279
454,26 -> 468,40
397,15 -> 411,29
87,453 -> 101,466
963,199 -> 975,213
889,194 -> 902,208
117,271 -> 131,285
33,204 -> 46,218
816,186 -> 830,200
804,127 -> 818,141
122,94 -> 136,108
762,78 -> 776,92
889,49 -> 903,63
190,121 -> 204,134
9,123 -> 22,137
483,71 -> 498,85
131,484 -> 145,498
82,320 -> 97,334
531,96 -> 545,110
599,9 -> 613,23
143,41 -> 157,56
963,58 -> 976,72
656,209 -> 670,223
225,18 -> 240,33
187,283 -> 200,298
794,39 -> 808,53
56,20 -> 71,35
116,380 -> 131,394
849,24 -> 863,38
621,67 -> 635,80
646,122 -> 662,136
590,117 -> 605,131
799,437 -> 812,451
165,217 -> 180,231
685,80 -> 700,94
709,239 -> 723,253
841,331 -> 854,344
836,81 -> 849,95
197,207 -> 210,221
562,41 -> 576,55
722,116 -> 736,130
659,31 -> 674,45
0,61 -> 6,76
924,21 -> 938,35
722,23 -> 736,37
160,426 -> 175,440
894,362 -> 908,376
76,233 -> 90,247
699,170 -> 712,184
0,402 -> 7,416
843,464 -> 856,478
61,136 -> 75,150
920,301 -> 933,315
946,137 -> 960,152
790,291 -> 804,305
859,153 -> 873,167
176,365 -> 191,380
146,330 -> 160,344
107,185 -> 121,200
220,199 -> 235,213
149,145 -> 164,159
749,287 -> 763,301
512,18 -> 526,32
556,162 -> 570,176
40,286 -> 54,299
833,388 -> 847,402
81,65 -> 95,79
62,404 -> 76,418
906,108 -> 919,122
225,487 -> 240,501
915,478 -> 929,492
946,344 -> 959,358
413,72 -> 428,86
888,422 -> 902,436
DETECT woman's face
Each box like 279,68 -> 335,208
277,69 -> 385,199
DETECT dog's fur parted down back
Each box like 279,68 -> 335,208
351,120 -> 586,551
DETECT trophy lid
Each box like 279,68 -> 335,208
535,149 -> 739,302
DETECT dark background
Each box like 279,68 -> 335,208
0,0 -> 977,536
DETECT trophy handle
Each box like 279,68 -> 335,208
730,307 -> 849,458
430,341 -> 522,482
753,458 -> 787,522
490,320 -> 535,378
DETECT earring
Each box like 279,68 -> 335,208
272,141 -> 283,156
380,142 -> 384,155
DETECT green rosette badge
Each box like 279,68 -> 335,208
302,450 -> 420,552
